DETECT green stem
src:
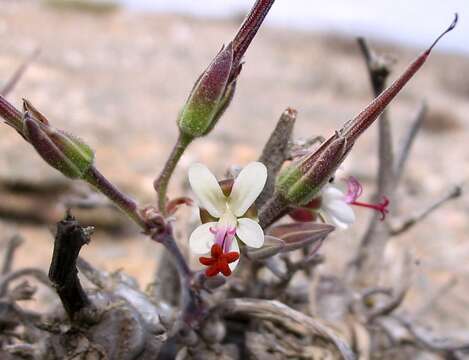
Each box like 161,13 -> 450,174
154,133 -> 193,214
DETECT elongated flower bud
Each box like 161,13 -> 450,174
178,44 -> 236,138
177,0 -> 274,139
277,136 -> 347,205
23,104 -> 94,179
275,14 -> 457,207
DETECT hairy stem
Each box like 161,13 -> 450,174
154,133 -> 193,214
83,166 -> 146,229
0,94 -> 24,136
258,193 -> 290,229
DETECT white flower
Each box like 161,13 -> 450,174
188,161 -> 267,274
320,184 -> 356,229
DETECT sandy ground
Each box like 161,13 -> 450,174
1,1 -> 469,330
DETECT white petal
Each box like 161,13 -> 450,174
236,218 -> 264,248
323,200 -> 355,228
189,222 -> 217,254
228,238 -> 240,271
228,162 -> 267,216
322,185 -> 346,202
188,163 -> 226,218
328,214 -> 350,229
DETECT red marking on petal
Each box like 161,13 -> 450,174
205,266 -> 220,277
219,259 -> 231,276
199,256 -> 216,266
211,244 -> 223,257
225,252 -> 240,262
199,244 -> 240,277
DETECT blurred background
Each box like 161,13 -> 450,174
0,0 -> 468,328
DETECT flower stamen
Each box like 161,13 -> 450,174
345,177 -> 390,220
349,196 -> 390,220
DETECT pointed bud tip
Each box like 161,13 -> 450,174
426,13 -> 458,54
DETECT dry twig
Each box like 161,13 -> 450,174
1,48 -> 40,96
256,108 -> 297,208
394,102 -> 428,181
391,185 -> 462,236
1,234 -> 23,275
350,38 -> 395,287
217,298 -> 355,360
48,212 -> 95,320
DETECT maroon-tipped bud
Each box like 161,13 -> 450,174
177,0 -> 275,139
276,136 -> 348,205
22,101 -> 95,179
178,44 -> 236,138
276,14 -> 457,207
232,0 -> 275,72
341,13 -> 458,146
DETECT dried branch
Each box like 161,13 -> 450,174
1,48 -> 40,96
1,234 -> 23,275
350,38 -> 395,287
48,212 -> 95,321
217,298 -> 355,360
392,315 -> 469,353
256,108 -> 297,208
152,250 -> 181,306
366,252 -> 412,320
367,286 -> 408,321
0,268 -> 51,298
394,102 -> 428,181
390,185 -> 462,236
271,253 -> 325,297
414,276 -> 458,320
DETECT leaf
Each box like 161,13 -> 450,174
268,222 -> 334,252
245,236 -> 285,260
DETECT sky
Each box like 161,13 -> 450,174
118,0 -> 469,55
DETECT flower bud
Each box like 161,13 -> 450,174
23,106 -> 94,179
178,43 -> 237,138
276,136 -> 347,206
